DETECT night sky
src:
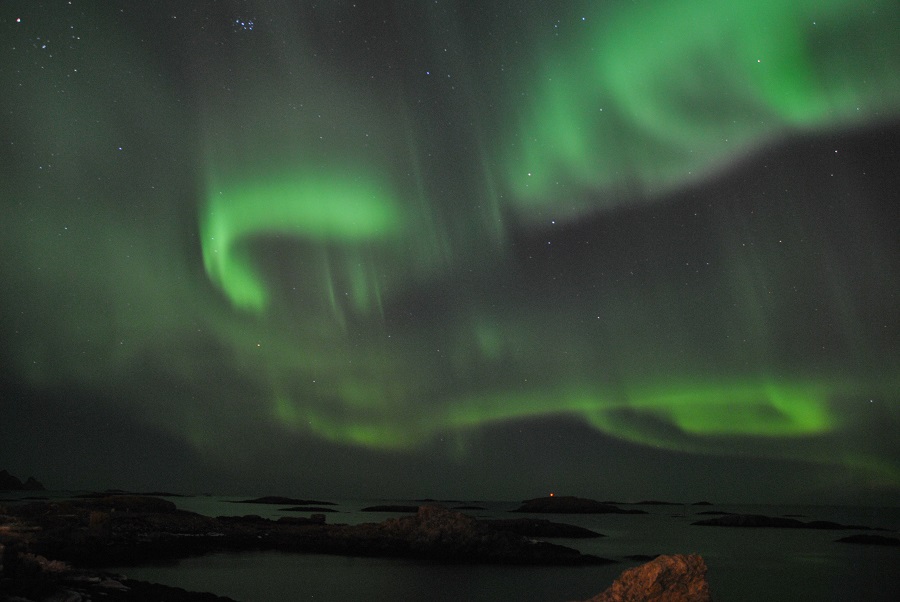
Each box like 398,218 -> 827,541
1,0 -> 898,505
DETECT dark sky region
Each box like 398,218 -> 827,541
1,0 -> 898,505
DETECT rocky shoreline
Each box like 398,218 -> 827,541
1,495 -> 612,568
1,550 -> 238,601
1,494 -> 621,600
8,492 -> 890,600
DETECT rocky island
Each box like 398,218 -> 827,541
0,471 -> 44,492
0,493 -> 621,599
691,513 -> 881,530
512,496 -> 648,514
0,495 -> 609,564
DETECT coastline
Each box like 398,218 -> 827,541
0,493 -> 615,601
2,492 -> 898,601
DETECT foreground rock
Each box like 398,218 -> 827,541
577,554 -> 711,602
0,548 -> 237,601
692,513 -> 877,530
0,496 -> 607,568
513,496 -> 648,515
0,470 -> 44,492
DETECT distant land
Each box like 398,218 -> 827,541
0,469 -> 44,491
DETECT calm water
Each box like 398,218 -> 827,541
96,498 -> 899,602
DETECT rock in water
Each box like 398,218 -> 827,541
579,554 -> 710,602
512,496 -> 647,514
835,534 -> 900,546
0,469 -> 45,491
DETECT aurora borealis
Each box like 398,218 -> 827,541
1,0 -> 898,503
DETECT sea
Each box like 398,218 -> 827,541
9,494 -> 900,601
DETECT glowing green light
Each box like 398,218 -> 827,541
201,169 -> 404,311
503,0 -> 900,215
627,381 -> 834,436
3,0 -> 896,499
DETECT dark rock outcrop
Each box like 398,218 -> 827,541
81,494 -> 178,513
278,506 -> 338,512
75,490 -> 187,498
691,513 -> 876,530
513,496 -> 648,515
0,548 -> 237,601
0,497 -> 606,568
693,514 -> 802,528
835,534 -> 900,546
578,554 -> 711,602
334,505 -> 612,564
361,504 -> 420,512
483,518 -> 603,538
0,470 -> 45,491
279,506 -> 338,512
230,496 -> 335,505
22,478 -> 44,491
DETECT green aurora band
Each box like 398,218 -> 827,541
504,0 -> 900,216
2,0 -> 898,495
202,168 -> 404,312
189,0 -> 900,481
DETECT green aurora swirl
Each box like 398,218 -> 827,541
2,0 -> 898,497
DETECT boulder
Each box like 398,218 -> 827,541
579,554 -> 711,602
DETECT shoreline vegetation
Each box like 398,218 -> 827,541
1,476 -> 897,601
